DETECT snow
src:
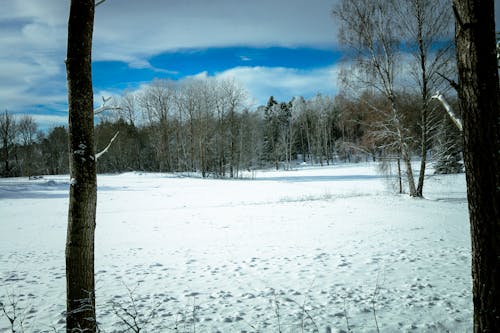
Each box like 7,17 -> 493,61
0,163 -> 471,332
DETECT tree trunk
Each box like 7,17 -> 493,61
402,147 -> 417,197
65,0 -> 97,332
416,23 -> 429,197
397,157 -> 403,194
453,0 -> 500,331
416,102 -> 428,197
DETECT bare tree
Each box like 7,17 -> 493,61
218,78 -> 247,178
452,0 -> 500,331
42,126 -> 69,175
65,0 -> 97,331
140,79 -> 177,172
18,115 -> 38,177
393,0 -> 455,196
334,0 -> 418,196
119,90 -> 139,127
0,111 -> 17,177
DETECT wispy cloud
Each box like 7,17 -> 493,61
216,65 -> 341,105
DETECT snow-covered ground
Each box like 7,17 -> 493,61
0,163 -> 471,332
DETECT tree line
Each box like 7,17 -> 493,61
1,77 -> 462,181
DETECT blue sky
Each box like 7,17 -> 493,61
2,0 -> 498,128
0,0 -> 342,128
92,47 -> 342,92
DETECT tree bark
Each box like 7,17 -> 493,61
453,0 -> 500,331
65,0 -> 97,332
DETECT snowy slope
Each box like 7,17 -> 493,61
0,163 -> 471,332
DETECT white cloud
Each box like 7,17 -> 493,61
215,65 -> 341,105
0,0 -> 67,113
27,114 -> 68,129
109,65 -> 341,111
1,0 -> 340,115
92,0 -> 339,62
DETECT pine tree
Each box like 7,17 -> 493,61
263,96 -> 279,168
433,115 -> 463,174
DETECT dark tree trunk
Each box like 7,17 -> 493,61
416,40 -> 429,197
65,0 -> 97,332
453,0 -> 500,331
414,0 -> 429,198
416,107 -> 428,197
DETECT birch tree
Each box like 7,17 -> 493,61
393,0 -> 454,196
334,0 -> 418,196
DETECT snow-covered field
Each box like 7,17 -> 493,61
0,163 -> 471,332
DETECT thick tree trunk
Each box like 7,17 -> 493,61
65,0 -> 97,332
453,0 -> 500,331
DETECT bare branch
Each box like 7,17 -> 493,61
95,0 -> 107,7
94,96 -> 122,115
436,72 -> 459,92
94,106 -> 121,115
431,92 -> 463,131
95,131 -> 119,160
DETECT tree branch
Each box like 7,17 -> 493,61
95,131 -> 119,160
94,96 -> 122,115
436,72 -> 459,92
431,92 -> 463,131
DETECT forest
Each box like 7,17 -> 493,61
0,78 -> 462,181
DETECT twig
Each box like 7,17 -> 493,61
192,297 -> 196,333
289,298 -> 319,333
372,271 -> 381,333
273,291 -> 282,333
436,72 -> 459,92
1,293 -> 18,333
111,282 -> 157,333
95,0 -> 107,7
343,298 -> 351,333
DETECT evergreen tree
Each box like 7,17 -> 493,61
433,115 -> 463,174
263,96 -> 280,168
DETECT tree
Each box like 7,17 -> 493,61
18,115 -> 38,177
263,96 -> 280,169
42,126 -> 69,175
334,0 -> 419,196
393,0 -> 455,196
277,100 -> 292,169
118,90 -> 139,127
139,79 -> 177,172
0,111 -> 17,177
218,78 -> 246,178
433,114 -> 463,174
452,0 -> 500,331
65,0 -> 98,331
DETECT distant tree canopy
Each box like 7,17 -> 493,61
1,77 -> 461,186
